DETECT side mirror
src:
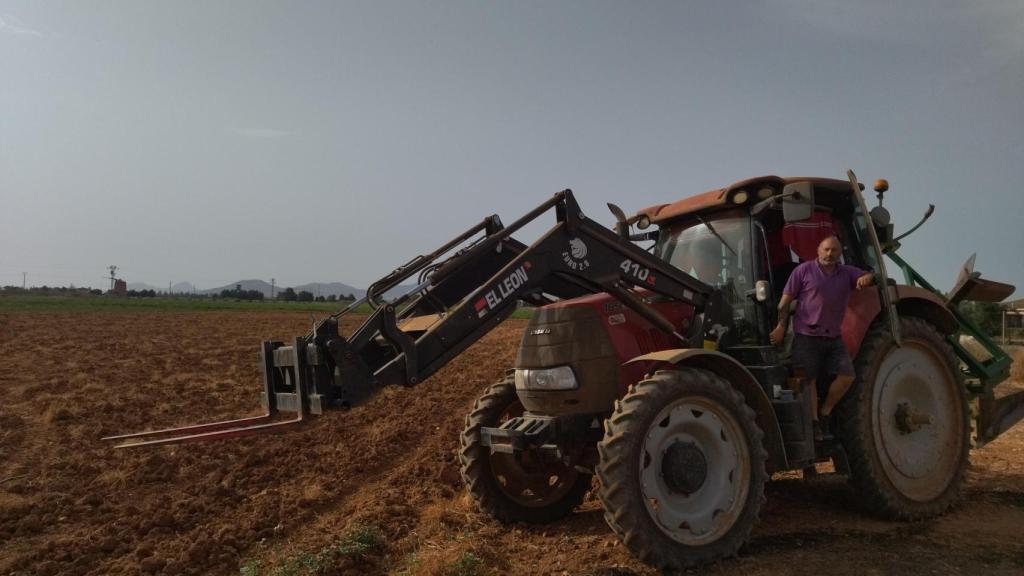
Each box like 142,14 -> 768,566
870,206 -> 894,245
781,182 -> 814,222
754,280 -> 769,302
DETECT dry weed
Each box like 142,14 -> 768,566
94,467 -> 132,490
1011,349 -> 1024,383
402,498 -> 497,575
406,541 -> 488,576
417,498 -> 471,532
41,402 -> 74,425
959,335 -> 993,362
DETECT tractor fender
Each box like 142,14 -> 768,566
844,285 -> 958,356
625,349 -> 788,473
894,286 -> 958,335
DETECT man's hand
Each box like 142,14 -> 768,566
856,273 -> 875,291
769,324 -> 785,345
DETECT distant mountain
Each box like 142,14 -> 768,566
171,282 -> 197,294
126,281 -> 197,293
200,279 -> 416,300
293,282 -> 364,299
126,282 -> 160,292
201,279 -> 275,297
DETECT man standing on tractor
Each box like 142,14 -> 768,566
769,235 -> 875,439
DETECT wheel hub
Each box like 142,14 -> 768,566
894,402 -> 933,434
662,441 -> 707,495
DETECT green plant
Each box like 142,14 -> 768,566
244,525 -> 386,576
445,551 -> 482,576
325,525 -> 385,561
239,559 -> 262,576
959,300 -> 1003,336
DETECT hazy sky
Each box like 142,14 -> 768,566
3,1 -> 1022,293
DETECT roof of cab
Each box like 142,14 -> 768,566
637,175 -> 857,224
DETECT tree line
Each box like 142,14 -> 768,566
215,285 -> 356,303
272,287 -> 355,302
2,285 -> 103,296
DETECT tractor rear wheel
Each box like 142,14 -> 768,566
596,368 -> 767,570
839,317 -> 970,519
459,375 -> 591,524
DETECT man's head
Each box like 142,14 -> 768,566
817,235 -> 842,267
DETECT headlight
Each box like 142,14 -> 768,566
514,366 -> 579,391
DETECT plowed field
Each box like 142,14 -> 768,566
1,312 -> 1022,575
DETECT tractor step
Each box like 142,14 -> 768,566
482,415 -> 557,454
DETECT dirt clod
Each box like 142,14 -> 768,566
139,557 -> 166,573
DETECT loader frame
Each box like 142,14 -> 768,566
107,189 -> 715,447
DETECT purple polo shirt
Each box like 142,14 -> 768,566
782,261 -> 866,337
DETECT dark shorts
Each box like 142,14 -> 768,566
792,333 -> 855,382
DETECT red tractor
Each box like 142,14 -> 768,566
109,171 -> 1022,570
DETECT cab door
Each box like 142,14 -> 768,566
847,170 -> 901,345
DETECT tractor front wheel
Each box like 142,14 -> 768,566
459,376 -> 592,524
596,368 -> 767,570
839,316 -> 970,519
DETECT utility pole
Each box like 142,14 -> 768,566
108,266 -> 118,291
271,278 -> 276,299
22,272 -> 26,290
169,281 -> 172,295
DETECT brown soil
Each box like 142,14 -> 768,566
1,312 -> 1022,576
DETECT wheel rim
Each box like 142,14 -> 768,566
487,404 -> 580,508
871,340 -> 964,502
639,396 -> 751,546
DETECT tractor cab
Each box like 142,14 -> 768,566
637,171 -> 1022,450
639,175 -> 884,353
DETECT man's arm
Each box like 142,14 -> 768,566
770,293 -> 794,345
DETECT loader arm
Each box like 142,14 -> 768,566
107,189 -> 713,447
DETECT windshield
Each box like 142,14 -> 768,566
655,211 -> 752,290
654,211 -> 760,346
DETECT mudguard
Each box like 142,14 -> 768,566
843,285 -> 958,357
625,349 -> 788,473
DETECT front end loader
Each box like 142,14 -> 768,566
105,189 -> 715,448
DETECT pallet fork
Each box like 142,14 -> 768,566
102,341 -> 313,447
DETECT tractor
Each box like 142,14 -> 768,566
107,171 -> 1023,570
